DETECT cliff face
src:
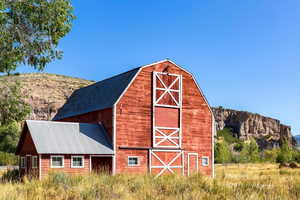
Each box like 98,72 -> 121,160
212,107 -> 296,149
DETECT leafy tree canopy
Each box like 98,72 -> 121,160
0,81 -> 30,125
0,81 -> 30,153
0,0 -> 75,74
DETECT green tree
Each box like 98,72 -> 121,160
240,138 -> 260,163
217,128 -> 239,144
0,82 -> 30,125
0,0 -> 75,75
215,141 -> 232,163
277,139 -> 293,163
262,148 -> 279,162
0,81 -> 30,153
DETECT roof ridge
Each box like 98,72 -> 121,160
79,66 -> 141,90
26,120 -> 99,126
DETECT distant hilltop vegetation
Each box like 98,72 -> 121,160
0,73 -> 296,149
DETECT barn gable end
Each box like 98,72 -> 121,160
115,60 -> 214,176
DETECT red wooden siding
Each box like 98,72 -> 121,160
18,130 -> 38,156
40,154 -> 90,178
155,107 -> 179,128
57,108 -> 113,141
116,149 -> 149,174
116,60 -> 213,176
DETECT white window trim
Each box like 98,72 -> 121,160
20,156 -> 26,168
71,156 -> 84,168
32,156 -> 38,169
202,156 -> 209,167
128,156 -> 139,167
50,155 -> 64,168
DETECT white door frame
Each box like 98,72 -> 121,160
149,149 -> 184,177
187,153 -> 198,176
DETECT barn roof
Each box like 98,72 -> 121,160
53,67 -> 140,120
22,120 -> 113,154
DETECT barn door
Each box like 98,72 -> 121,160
149,150 -> 184,177
187,153 -> 198,176
153,72 -> 182,149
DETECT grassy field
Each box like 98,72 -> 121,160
1,163 -> 300,200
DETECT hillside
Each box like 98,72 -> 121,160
0,73 -> 94,120
0,73 -> 295,149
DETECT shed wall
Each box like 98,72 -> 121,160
40,154 -> 90,178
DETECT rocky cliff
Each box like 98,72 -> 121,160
212,107 -> 296,149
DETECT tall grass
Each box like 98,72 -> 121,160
0,164 -> 300,199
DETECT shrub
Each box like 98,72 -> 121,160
292,150 -> 300,163
238,138 -> 260,163
262,148 -> 279,162
47,172 -> 71,187
233,141 -> 244,152
0,152 -> 18,166
277,139 -> 293,164
217,128 -> 239,144
215,140 -> 232,163
1,169 -> 19,183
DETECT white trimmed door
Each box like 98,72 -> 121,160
187,153 -> 198,176
149,150 -> 184,177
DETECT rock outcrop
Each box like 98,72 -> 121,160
212,107 -> 296,149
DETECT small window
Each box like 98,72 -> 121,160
51,156 -> 64,168
202,156 -> 209,166
20,157 -> 26,168
32,156 -> 38,168
128,156 -> 139,166
71,156 -> 84,168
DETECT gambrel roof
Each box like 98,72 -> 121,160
53,59 -> 214,121
16,120 -> 113,154
53,67 -> 140,120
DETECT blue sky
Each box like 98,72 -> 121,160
16,1 -> 299,134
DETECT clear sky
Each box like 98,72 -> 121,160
16,1 -> 299,134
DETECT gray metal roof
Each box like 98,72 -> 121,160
26,120 -> 113,154
53,67 -> 141,120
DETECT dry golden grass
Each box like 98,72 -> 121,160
0,163 -> 300,200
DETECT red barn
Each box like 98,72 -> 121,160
16,60 -> 215,179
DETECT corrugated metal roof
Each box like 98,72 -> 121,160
53,67 -> 141,120
26,120 -> 113,154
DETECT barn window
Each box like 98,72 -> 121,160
71,156 -> 84,168
32,156 -> 38,168
20,157 -> 26,168
51,156 -> 64,168
128,156 -> 139,166
202,156 -> 209,166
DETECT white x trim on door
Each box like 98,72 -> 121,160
149,150 -> 184,177
153,72 -> 182,108
154,127 -> 180,148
